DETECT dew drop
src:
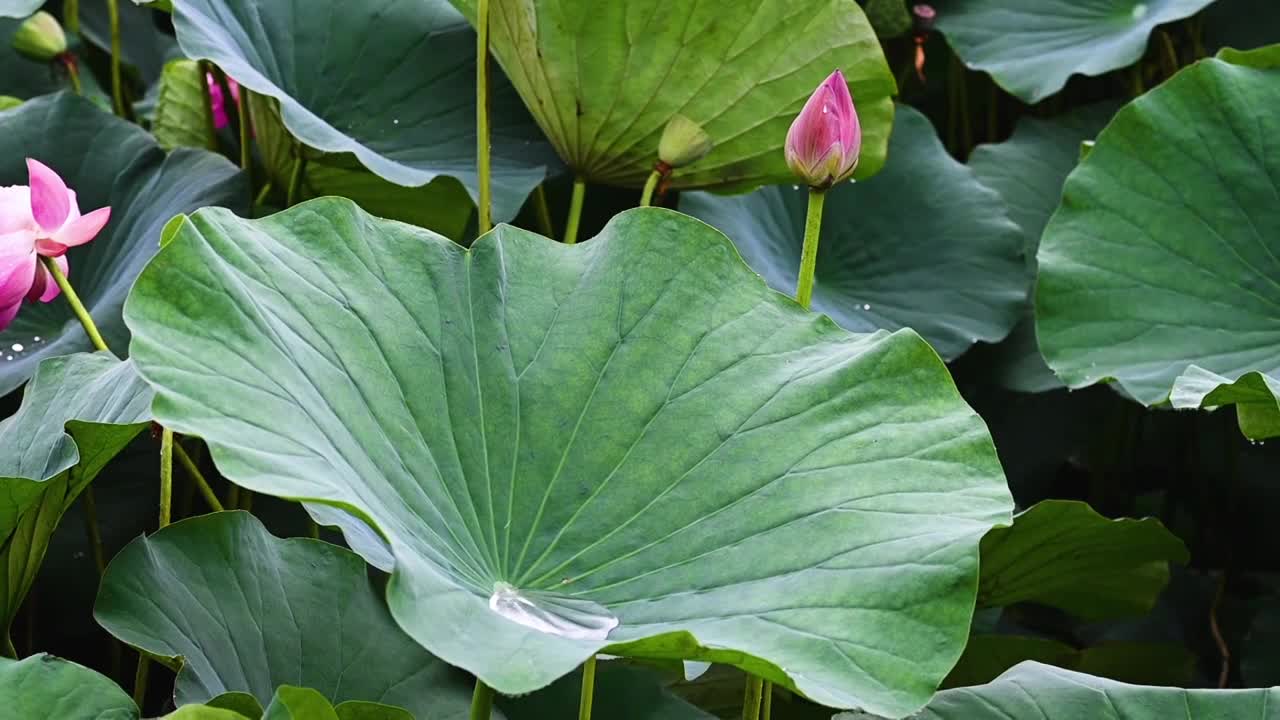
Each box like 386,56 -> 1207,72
862,304 -> 870,311
1131,2 -> 1148,19
393,118 -> 400,125
32,336 -> 40,342
488,582 -> 618,640
5,356 -> 12,361
10,343 -> 22,352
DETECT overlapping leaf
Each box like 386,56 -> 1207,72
1036,54 -> 1280,438
446,0 -> 896,189
0,654 -> 136,719
934,0 -> 1216,102
125,200 -> 1012,716
171,0 -> 556,222
683,106 -> 1026,360
95,511 -> 472,720
0,92 -> 247,394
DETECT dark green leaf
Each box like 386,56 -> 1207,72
94,511 -> 472,720
945,636 -> 1196,688
683,106 -> 1027,360
0,653 -> 137,719
124,200 -> 1012,716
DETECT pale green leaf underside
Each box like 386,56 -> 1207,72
0,654 -> 137,720
683,106 -> 1027,361
0,352 -> 152,639
125,200 -> 1011,716
0,0 -> 40,18
94,511 -> 472,720
172,0 -> 555,222
153,58 -> 215,152
0,92 -> 247,395
978,500 -> 1188,620
447,0 -> 896,188
1036,57 -> 1280,420
1170,366 -> 1280,440
838,661 -> 1280,719
934,0 -> 1216,103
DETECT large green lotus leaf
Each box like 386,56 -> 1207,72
172,0 -> 556,223
94,511 -> 472,720
0,352 -> 152,649
260,687 -> 413,720
944,636 -> 1195,689
0,654 -> 137,719
1035,57 -> 1280,437
933,0 -> 1216,103
124,200 -> 1013,716
445,0 -> 896,188
246,94 -> 474,241
0,92 -> 246,394
966,104 -> 1118,393
500,663 -> 714,720
837,661 -> 1280,719
682,106 -> 1026,361
978,501 -> 1187,620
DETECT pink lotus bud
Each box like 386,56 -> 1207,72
0,159 -> 110,330
785,70 -> 861,189
206,73 -> 241,130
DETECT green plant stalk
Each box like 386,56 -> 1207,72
470,678 -> 494,720
81,487 -> 106,574
254,181 -> 275,208
1158,30 -> 1180,76
1,633 -> 15,659
639,169 -> 662,207
794,189 -> 826,309
236,89 -> 254,190
476,0 -> 493,234
42,257 -> 108,352
564,177 -> 586,244
240,489 -> 254,511
132,653 -> 149,707
225,482 -> 240,510
107,0 -> 125,118
742,676 -> 764,720
578,655 -> 597,720
160,428 -> 173,528
174,442 -> 224,512
286,152 -> 308,207
64,0 -> 80,33
61,56 -> 82,95
532,184 -> 555,237
761,681 -> 773,720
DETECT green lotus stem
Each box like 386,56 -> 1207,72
64,0 -> 80,33
81,486 -> 106,574
41,256 -> 108,352
1130,66 -> 1145,96
225,482 -> 240,510
564,177 -> 586,244
61,56 -> 82,95
236,88 -> 253,178
469,678 -> 494,720
476,0 -> 492,234
578,655 -> 597,720
132,653 -> 149,706
1158,30 -> 1180,76
639,169 -> 662,207
761,681 -> 773,720
794,189 -> 826,309
742,676 -> 764,720
160,429 -> 173,527
1,633 -> 15,659
240,489 -> 254,511
197,60 -> 219,150
286,151 -> 308,207
532,184 -> 554,237
254,181 -> 275,208
174,442 -> 224,512
107,0 -> 125,117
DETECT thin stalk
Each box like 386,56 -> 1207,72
639,169 -> 662,207
225,482 -> 240,511
286,151 -> 308,207
761,681 -> 773,720
1158,30 -> 1180,77
174,442 -> 224,512
1130,65 -> 1145,97
197,60 -> 219,150
470,678 -> 494,720
240,489 -> 254,512
107,0 -> 125,118
1,633 -> 14,659
236,89 -> 254,193
160,429 -> 173,528
42,256 -> 107,352
564,177 -> 586,244
81,487 -> 106,574
532,184 -> 555,238
794,189 -> 827,309
64,0 -> 80,33
578,656 -> 597,720
475,0 -> 493,234
132,653 -> 149,707
61,56 -> 82,95
254,181 -> 275,208
742,676 -> 764,720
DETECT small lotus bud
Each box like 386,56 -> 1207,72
784,70 -> 861,189
658,114 -> 713,169
912,4 -> 937,34
12,11 -> 67,63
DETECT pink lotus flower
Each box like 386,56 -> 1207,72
785,70 -> 862,189
0,159 -> 111,329
207,73 -> 241,130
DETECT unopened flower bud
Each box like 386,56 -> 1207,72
784,70 -> 861,189
912,4 -> 937,34
12,11 -> 66,63
658,114 -> 712,169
